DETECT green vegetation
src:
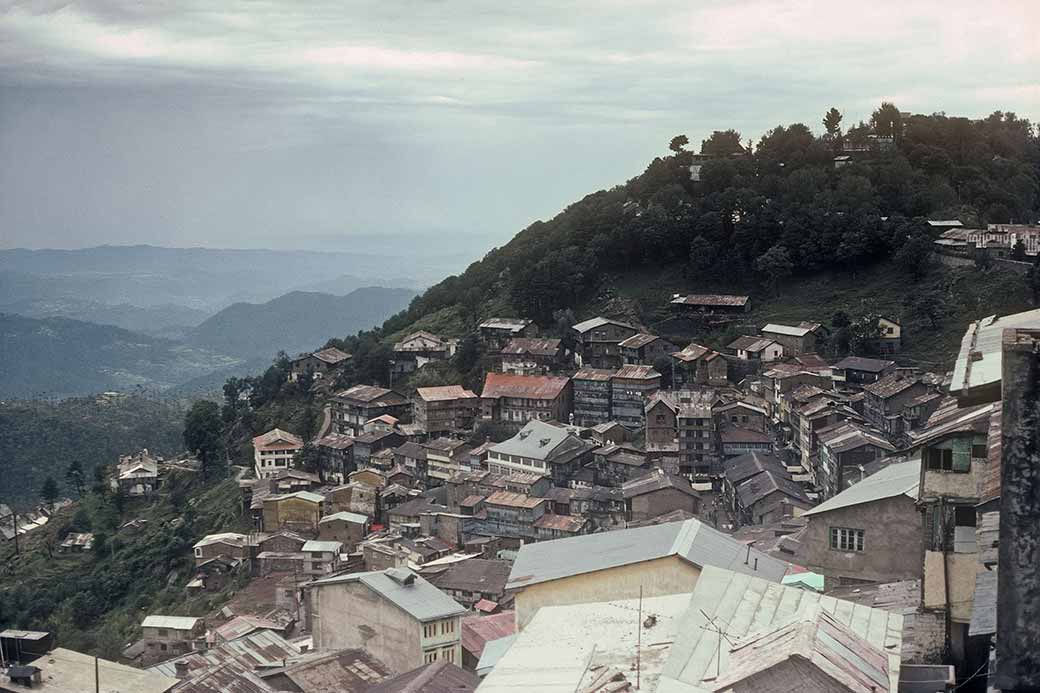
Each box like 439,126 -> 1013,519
0,394 -> 186,508
0,470 -> 249,658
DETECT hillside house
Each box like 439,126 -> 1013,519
354,429 -> 405,469
307,568 -> 466,674
877,316 -> 902,353
713,398 -> 768,433
618,333 -> 677,366
671,343 -> 727,387
141,615 -> 205,664
392,331 -> 455,376
393,441 -> 429,480
590,420 -> 628,446
801,459 -> 922,589
423,438 -> 472,484
318,511 -> 369,550
113,451 -> 160,497
831,356 -> 896,386
571,317 -> 638,369
262,490 -> 325,533
332,384 -> 411,436
815,422 -> 896,499
479,372 -> 572,430
252,428 -> 304,480
863,374 -> 931,437
478,318 -> 537,350
426,559 -> 513,609
315,432 -> 355,480
676,390 -> 720,479
670,293 -> 751,314
485,419 -> 592,484
722,452 -> 811,527
325,481 -> 379,518
761,323 -> 818,355
505,518 -> 786,629
610,364 -> 661,429
479,491 -> 547,539
302,539 -> 343,577
622,470 -> 699,523
645,392 -> 679,457
532,512 -> 590,540
726,335 -> 783,362
571,367 -> 614,426
290,347 -> 351,382
192,533 -> 251,566
497,338 -> 563,375
413,385 -> 479,435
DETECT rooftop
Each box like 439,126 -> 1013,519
479,317 -> 532,331
670,293 -> 750,306
621,470 -> 698,499
7,648 -> 177,693
365,661 -> 479,693
335,384 -> 406,405
762,322 -> 813,337
727,335 -> 779,352
803,459 -> 920,516
429,558 -> 512,595
618,332 -> 665,349
613,364 -> 662,380
415,385 -> 478,402
506,517 -> 786,591
490,419 -> 583,462
671,343 -> 720,363
864,373 -> 922,398
320,510 -> 368,525
309,568 -> 466,622
499,337 -> 561,356
141,615 -> 201,630
572,366 -> 614,381
832,356 -> 896,373
480,372 -> 570,400
252,428 -> 303,449
572,316 -> 636,333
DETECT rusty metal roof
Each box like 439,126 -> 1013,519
415,385 -> 478,402
670,293 -> 749,306
499,337 -> 561,356
613,364 -> 661,380
480,372 -> 570,399
461,611 -> 516,658
618,332 -> 664,349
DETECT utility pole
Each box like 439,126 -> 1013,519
95,655 -> 100,693
12,510 -> 19,556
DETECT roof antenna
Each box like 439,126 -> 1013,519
698,610 -> 737,682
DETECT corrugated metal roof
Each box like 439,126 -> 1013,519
802,459 -> 920,516
657,566 -> 903,692
613,364 -> 661,380
481,372 -> 570,400
475,634 -> 517,677
142,615 -> 201,630
499,337 -> 561,356
320,511 -> 368,525
618,332 -> 664,349
302,540 -> 343,552
480,318 -> 532,331
252,428 -> 303,449
832,356 -> 896,372
727,335 -> 778,352
489,419 -> 578,461
310,569 -> 466,622
415,385 -> 478,402
572,316 -> 635,333
762,323 -> 812,337
671,294 -> 749,306
573,366 -> 614,381
506,518 -> 786,590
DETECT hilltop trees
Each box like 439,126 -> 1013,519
184,400 -> 224,478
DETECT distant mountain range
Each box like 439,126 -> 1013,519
0,297 -> 210,339
0,286 -> 416,398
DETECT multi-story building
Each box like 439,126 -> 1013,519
645,392 -> 679,459
317,511 -> 369,551
761,323 -> 818,355
261,490 -> 325,533
412,385 -> 479,435
815,421 -> 896,499
618,333 -> 677,366
485,419 -> 592,484
675,390 -> 720,479
610,365 -> 661,429
423,438 -> 471,485
479,373 -> 572,430
571,317 -> 638,369
671,343 -> 727,387
289,347 -> 351,382
830,356 -> 897,386
140,616 -> 205,664
862,373 -> 930,438
252,429 -> 304,480
478,318 -> 537,350
302,540 -> 343,577
307,568 -> 466,674
392,331 -> 455,376
498,338 -> 564,375
332,384 -> 410,436
725,335 -> 783,362
571,367 -> 614,426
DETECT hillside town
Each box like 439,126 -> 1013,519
3,299 -> 1038,693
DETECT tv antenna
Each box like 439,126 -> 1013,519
698,609 -> 738,682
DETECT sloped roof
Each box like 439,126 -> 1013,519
310,569 -> 466,623
762,323 -> 813,337
335,384 -> 407,405
613,364 -> 661,380
671,343 -> 720,363
951,308 -> 1040,402
832,356 -> 896,373
618,332 -> 665,349
429,559 -> 511,595
736,469 -> 811,508
319,511 -> 368,525
670,294 -> 749,306
621,470 -> 697,499
415,385 -> 478,402
572,366 -> 614,381
461,611 -> 516,658
532,514 -> 588,532
266,490 -> 325,504
802,459 -> 920,516
252,428 -> 303,449
818,422 -> 895,454
394,330 -> 448,351
311,347 -> 351,364
481,372 -> 570,400
506,518 -> 786,590
727,335 -> 779,352
316,432 -> 354,450
723,452 -> 786,485
489,419 -> 579,461
274,649 -> 389,693
365,661 -> 478,693
905,401 -> 995,450
572,316 -> 635,333
864,374 -> 922,398
499,337 -> 561,356
479,318 -> 532,331
142,615 -> 200,630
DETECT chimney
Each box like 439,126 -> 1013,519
174,661 -> 190,679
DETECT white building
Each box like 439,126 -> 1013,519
252,428 -> 304,479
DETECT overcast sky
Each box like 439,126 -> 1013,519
1,1 -> 1037,252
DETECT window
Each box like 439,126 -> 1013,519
423,623 -> 436,638
830,527 -> 865,552
441,619 -> 455,634
158,629 -> 169,637
971,444 -> 987,460
955,506 -> 976,528
194,548 -> 202,558
924,447 -> 969,473
442,646 -> 455,663
424,650 -> 438,664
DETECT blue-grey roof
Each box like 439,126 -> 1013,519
476,634 -> 517,677
951,308 -> 1040,401
310,568 -> 466,622
490,419 -> 576,461
802,459 -> 920,516
506,518 -> 786,590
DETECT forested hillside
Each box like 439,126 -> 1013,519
0,394 -> 186,508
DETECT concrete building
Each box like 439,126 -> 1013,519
412,385 -> 479,435
332,384 -> 410,436
478,318 -> 537,350
801,459 -> 922,589
302,539 -> 343,577
392,331 -> 455,376
505,517 -> 786,629
726,335 -> 784,362
571,316 -> 638,369
261,490 -> 325,533
645,392 -> 679,458
863,374 -> 931,437
308,568 -> 467,674
815,421 -> 896,499
192,532 -> 251,566
252,428 -> 304,480
289,346 -> 351,382
485,419 -> 592,484
621,470 -> 699,523
610,364 -> 661,429
140,615 -> 205,663
497,338 -> 563,375
761,323 -> 818,355
671,343 -> 727,387
618,333 -> 677,366
675,390 -> 719,479
571,367 -> 614,426
479,372 -> 572,430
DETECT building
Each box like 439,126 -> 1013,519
862,373 -> 930,437
290,346 -> 351,382
713,398 -> 768,433
315,432 -> 355,480
497,338 -> 563,375
113,451 -> 159,497
308,568 -> 467,674
413,385 -> 479,435
571,316 -> 638,369
1,647 -> 177,693
830,356 -> 897,386
618,333 -> 677,366
610,364 -> 661,429
423,438 -> 471,484
426,558 -> 512,608
392,331 -> 455,376
796,398 -> 864,474
481,566 -> 904,693
354,429 -> 406,469
479,372 -> 572,430
645,392 -> 679,457
761,323 -> 818,355
192,532 -> 251,565
877,316 -> 902,353
815,422 -> 896,499
722,452 -> 811,526
675,390 -> 720,479
262,490 -> 325,533
365,661 -> 478,693
801,459 -> 921,589
302,539 -> 343,577
485,419 -> 592,484
318,511 -> 368,550
621,469 -> 699,523
505,517 -> 786,629
670,293 -> 751,314
671,343 -> 727,387
478,318 -> 537,350
571,367 -> 614,426
252,428 -> 304,480
141,615 -> 205,663
591,443 -> 649,485
726,335 -> 783,362
460,611 -> 515,671
949,307 -> 1040,406
719,426 -> 772,458
333,384 -> 411,436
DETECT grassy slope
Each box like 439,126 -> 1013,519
0,470 -> 250,658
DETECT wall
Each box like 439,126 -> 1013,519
803,495 -> 922,585
922,551 -> 977,623
630,488 -> 698,522
514,555 -> 700,629
310,580 -> 421,674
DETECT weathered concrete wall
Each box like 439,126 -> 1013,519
629,488 -> 698,522
310,581 -> 421,674
922,551 -> 977,623
514,556 -> 700,630
803,495 -> 922,584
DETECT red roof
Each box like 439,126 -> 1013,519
481,372 -> 570,400
461,611 -> 516,658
